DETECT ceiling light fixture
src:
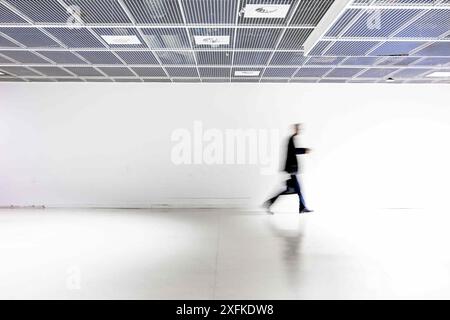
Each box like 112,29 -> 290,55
386,77 -> 395,82
194,36 -> 230,46
426,71 -> 450,78
235,70 -> 260,77
243,4 -> 291,18
101,35 -> 141,45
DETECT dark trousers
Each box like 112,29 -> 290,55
269,174 -> 307,211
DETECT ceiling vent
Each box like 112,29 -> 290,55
234,70 -> 260,77
243,4 -> 291,19
101,35 -> 142,45
194,36 -> 230,46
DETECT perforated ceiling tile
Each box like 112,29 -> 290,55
341,56 -> 379,65
238,0 -> 297,26
131,66 -> 167,77
202,78 -> 229,82
373,0 -> 442,6
98,66 -> 135,77
142,28 -> 191,49
325,41 -> 380,56
390,67 -> 431,78
63,0 -> 132,24
395,10 -> 450,38
235,28 -> 283,49
263,67 -> 297,77
196,51 -> 232,65
270,51 -> 307,65
414,42 -> 450,56
0,34 -> 19,47
289,0 -> 335,26
45,28 -> 106,48
122,0 -> 184,25
64,66 -> 104,76
182,0 -> 238,24
413,57 -> 450,66
357,67 -> 397,78
172,78 -> 200,82
0,4 -> 27,24
0,66 -> 41,76
308,40 -> 332,55
4,0 -> 67,23
0,54 -> 13,63
0,27 -> 61,48
199,67 -> 231,77
342,9 -> 421,38
376,56 -> 421,66
370,41 -> 427,56
114,51 -> 159,64
305,56 -> 345,65
233,51 -> 272,65
232,78 -> 260,82
37,51 -> 88,64
156,51 -> 196,65
294,67 -> 331,77
0,50 -> 51,63
165,67 -> 199,77
76,51 -> 123,64
31,66 -> 73,76
325,9 -> 362,37
325,67 -> 365,77
190,28 -> 235,50
278,28 -> 313,49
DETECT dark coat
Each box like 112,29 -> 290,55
284,135 -> 307,174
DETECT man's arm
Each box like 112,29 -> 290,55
296,148 -> 311,155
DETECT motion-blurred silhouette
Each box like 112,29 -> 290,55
264,124 -> 313,214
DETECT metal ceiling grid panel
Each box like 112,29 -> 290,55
305,56 -> 345,65
414,42 -> 450,56
156,51 -> 196,64
113,78 -> 141,82
356,67 -> 398,78
0,54 -> 14,63
341,56 -> 379,65
195,51 -> 232,65
122,0 -> 184,25
0,2 -> 28,23
277,28 -> 314,49
370,41 -> 427,56
142,78 -> 171,82
325,67 -> 365,77
198,67 -> 231,77
237,0 -> 297,26
308,40 -> 332,55
325,9 -> 363,37
324,41 -> 380,56
319,78 -> 347,83
182,0 -> 238,24
376,56 -> 421,66
31,66 -> 74,77
233,51 -> 272,65
294,67 -> 332,77
342,9 -> 422,38
0,50 -> 51,63
114,50 -> 159,64
93,28 -> 147,48
0,27 -> 61,48
37,51 -> 88,64
55,78 -> 83,81
76,51 -> 124,64
0,66 -> 41,76
142,28 -> 191,49
373,0 -> 442,6
413,57 -> 450,66
235,28 -> 283,49
0,34 -> 19,48
232,78 -> 260,82
390,67 -> 431,78
201,78 -> 229,82
131,66 -> 167,77
98,66 -> 135,76
269,51 -> 307,65
63,0 -> 132,24
64,66 -> 104,76
45,28 -> 106,48
190,28 -> 235,50
260,78 -> 290,82
289,0 -> 335,26
5,0 -> 69,23
172,78 -> 200,82
165,66 -> 199,77
395,9 -> 450,38
84,78 -> 113,82
262,67 -> 297,77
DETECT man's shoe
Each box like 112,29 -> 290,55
263,201 -> 274,214
299,208 -> 314,214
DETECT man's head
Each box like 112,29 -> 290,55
293,123 -> 302,136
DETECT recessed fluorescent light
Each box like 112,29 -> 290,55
235,70 -> 260,77
101,35 -> 141,45
194,36 -> 230,46
426,71 -> 450,78
244,4 -> 291,18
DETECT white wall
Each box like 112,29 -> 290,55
1,83 -> 450,210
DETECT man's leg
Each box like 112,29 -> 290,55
291,175 -> 307,212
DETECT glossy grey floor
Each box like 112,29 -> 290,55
1,208 -> 449,299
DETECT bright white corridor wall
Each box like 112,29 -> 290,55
1,83 -> 449,210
